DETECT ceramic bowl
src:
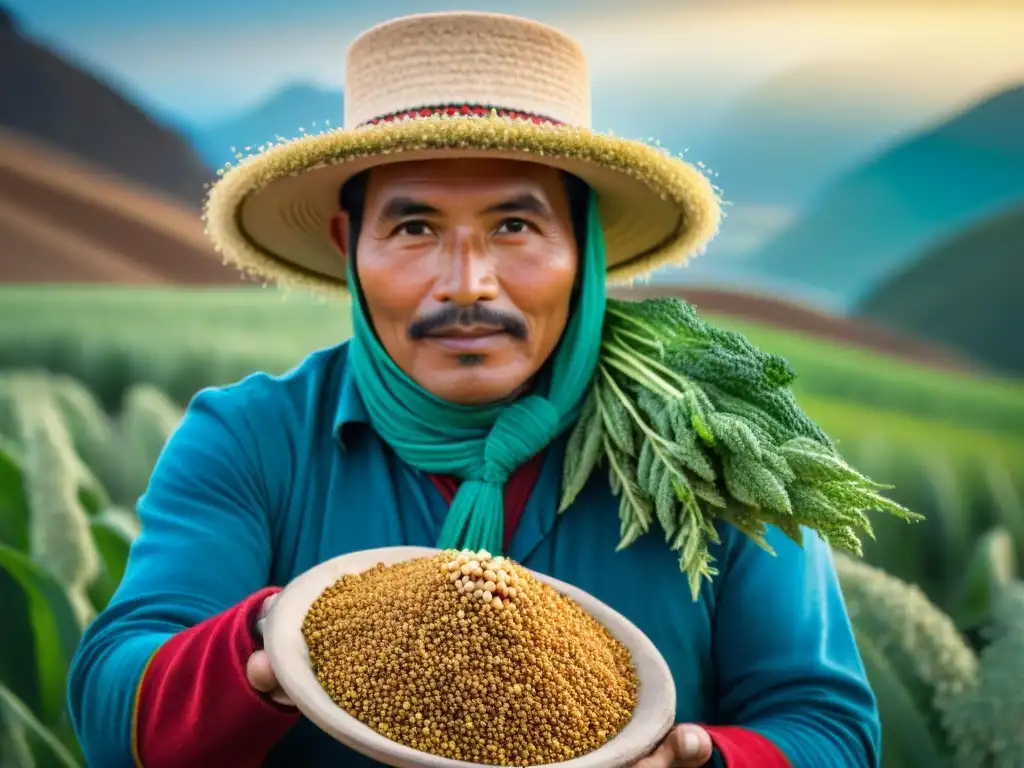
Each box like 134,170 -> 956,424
263,546 -> 676,768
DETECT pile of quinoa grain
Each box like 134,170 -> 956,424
302,549 -> 638,766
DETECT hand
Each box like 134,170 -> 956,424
246,593 -> 295,707
632,724 -> 714,767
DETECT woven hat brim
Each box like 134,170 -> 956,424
203,114 -> 722,296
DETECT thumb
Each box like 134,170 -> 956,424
631,724 -> 713,768
668,724 -> 714,767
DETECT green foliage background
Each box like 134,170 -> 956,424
0,286 -> 1022,767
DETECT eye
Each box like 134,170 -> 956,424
495,218 -> 533,235
394,220 -> 434,237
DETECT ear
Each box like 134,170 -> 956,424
328,210 -> 351,260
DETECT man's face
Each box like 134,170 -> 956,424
330,158 -> 579,405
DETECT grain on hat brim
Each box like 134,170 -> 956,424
202,113 -> 722,297
263,545 -> 677,768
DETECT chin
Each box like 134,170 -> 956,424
417,361 -> 532,405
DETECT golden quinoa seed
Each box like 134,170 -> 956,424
302,550 -> 639,766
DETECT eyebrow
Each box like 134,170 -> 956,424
378,192 -> 553,222
482,193 -> 552,219
379,197 -> 440,220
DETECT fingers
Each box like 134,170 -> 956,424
245,650 -> 295,708
632,724 -> 714,768
249,595 -> 294,707
268,688 -> 295,708
254,593 -> 278,639
262,593 -> 278,615
246,650 -> 278,693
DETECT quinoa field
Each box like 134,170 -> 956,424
1,285 -> 1023,767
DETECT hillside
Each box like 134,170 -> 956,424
0,130 -> 246,285
611,285 -> 969,372
748,84 -> 1024,309
192,84 -> 344,169
0,7 -> 212,207
856,205 -> 1023,378
0,129 -> 963,370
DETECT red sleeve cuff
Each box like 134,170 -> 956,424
135,587 -> 299,768
704,726 -> 790,768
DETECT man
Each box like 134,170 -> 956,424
68,11 -> 883,768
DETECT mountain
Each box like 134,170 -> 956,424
0,129 -> 245,285
0,6 -> 213,208
855,204 -> 1023,378
191,84 -> 344,169
746,84 -> 1024,310
694,57 -> 949,208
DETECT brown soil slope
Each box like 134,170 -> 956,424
0,7 -> 212,207
0,130 -> 245,285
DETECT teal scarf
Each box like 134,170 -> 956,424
347,190 -> 607,555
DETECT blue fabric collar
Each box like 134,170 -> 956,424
333,347 -> 369,449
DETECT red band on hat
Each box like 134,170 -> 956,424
363,104 -> 563,127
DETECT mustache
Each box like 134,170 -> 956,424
408,304 -> 529,341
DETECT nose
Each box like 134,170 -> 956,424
431,227 -> 500,306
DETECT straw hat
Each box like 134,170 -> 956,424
203,11 -> 722,295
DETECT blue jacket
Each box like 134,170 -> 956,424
68,341 -> 881,767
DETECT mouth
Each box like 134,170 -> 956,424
424,326 -> 510,352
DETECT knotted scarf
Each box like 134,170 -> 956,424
346,189 -> 607,554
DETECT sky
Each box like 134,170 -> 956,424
8,0 -> 1024,129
